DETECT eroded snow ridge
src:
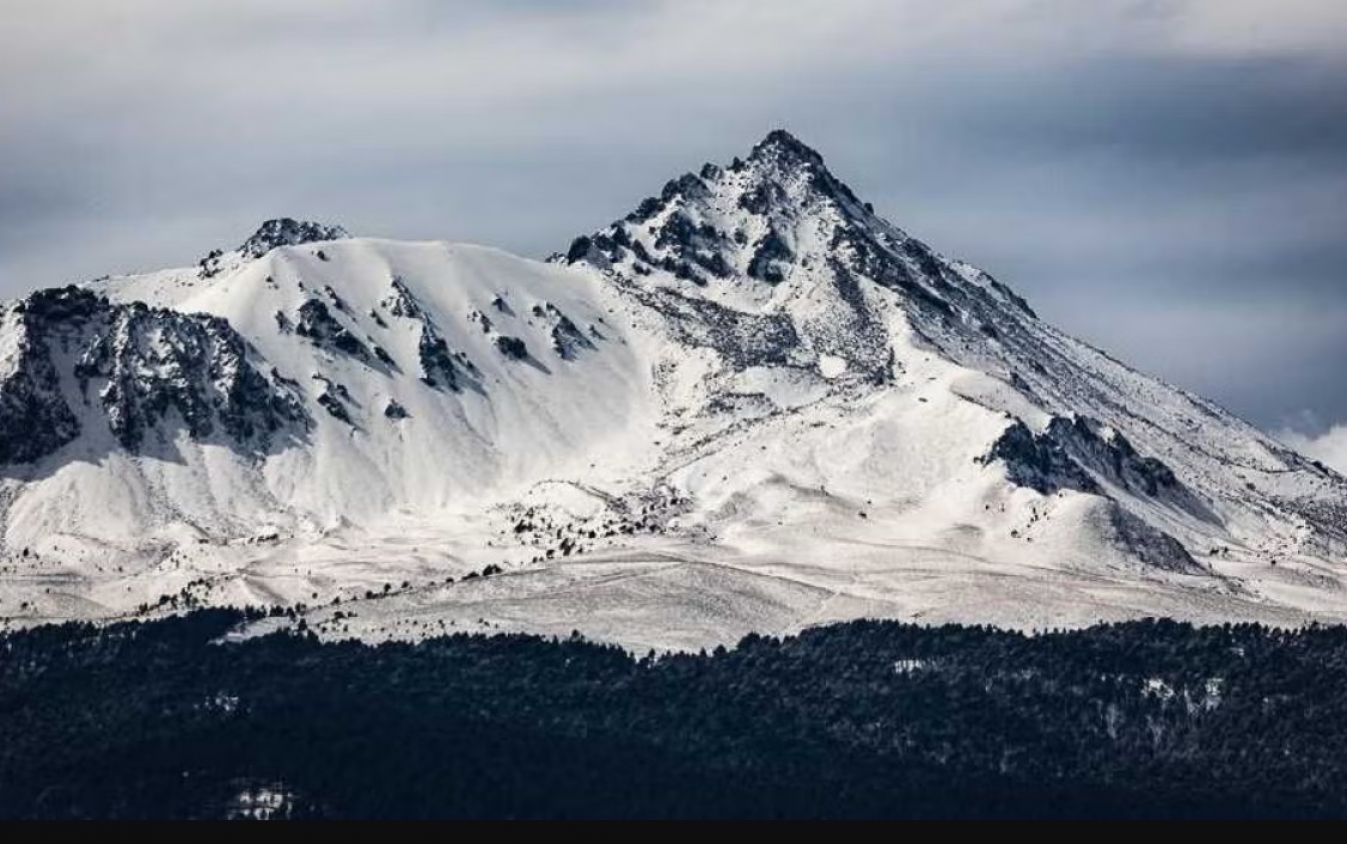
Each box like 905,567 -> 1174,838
1,132 -> 1345,650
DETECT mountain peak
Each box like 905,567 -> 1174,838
747,129 -> 826,168
239,218 -> 350,259
560,129 -> 890,292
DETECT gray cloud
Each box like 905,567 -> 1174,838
1,1 -> 1344,432
1278,424 -> 1347,474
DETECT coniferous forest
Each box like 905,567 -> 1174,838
4,609 -> 1347,819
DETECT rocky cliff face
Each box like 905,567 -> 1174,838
239,218 -> 349,259
0,291 -> 86,463
0,286 -> 307,463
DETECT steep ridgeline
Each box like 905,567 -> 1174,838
0,133 -> 1344,648
559,130 -> 1346,572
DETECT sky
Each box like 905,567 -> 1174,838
2,0 -> 1344,461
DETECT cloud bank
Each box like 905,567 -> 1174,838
1279,425 -> 1347,475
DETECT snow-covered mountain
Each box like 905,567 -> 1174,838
2,131 -> 1345,650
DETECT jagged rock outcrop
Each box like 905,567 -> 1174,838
981,414 -> 1217,528
980,419 -> 1101,496
418,323 -> 462,390
495,335 -> 528,360
531,303 -> 595,361
0,289 -> 88,462
380,277 -> 424,319
560,129 -> 964,382
0,286 -> 308,461
294,299 -> 374,364
238,218 -> 349,259
313,377 -> 354,425
375,277 -> 470,389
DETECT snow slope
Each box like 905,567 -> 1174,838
1,132 -> 1345,650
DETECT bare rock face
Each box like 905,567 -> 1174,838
417,322 -> 463,390
558,129 -> 988,382
981,415 -> 1216,521
980,419 -> 1101,497
0,286 -> 308,462
531,302 -> 595,361
376,277 -> 471,390
238,218 -> 349,259
294,298 -> 374,364
0,289 -> 87,463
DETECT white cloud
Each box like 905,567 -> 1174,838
1159,0 -> 1347,58
1278,424 -> 1347,474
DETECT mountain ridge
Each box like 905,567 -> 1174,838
0,130 -> 1343,649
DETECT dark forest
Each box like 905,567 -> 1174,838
4,609 -> 1346,819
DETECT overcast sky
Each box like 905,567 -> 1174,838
2,1 -> 1344,455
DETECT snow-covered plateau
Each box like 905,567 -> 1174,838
2,131 -> 1345,651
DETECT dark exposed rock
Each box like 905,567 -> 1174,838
746,229 -> 794,284
384,399 -> 409,420
901,239 -> 948,286
310,375 -> 354,425
982,415 -> 1212,523
984,274 -> 1037,319
468,310 -> 493,334
830,227 -> 952,317
653,212 -> 699,252
748,129 -> 826,168
692,251 -> 732,278
381,277 -> 424,320
372,344 -> 397,368
0,286 -> 308,461
625,285 -> 800,370
373,277 -> 470,388
0,289 -> 87,462
316,391 -> 351,425
1047,416 -> 1181,498
198,249 -> 224,280
323,285 -> 351,313
495,335 -> 529,360
737,180 -> 789,216
294,299 -> 373,364
661,172 -> 710,204
238,218 -> 349,259
532,303 -> 596,360
418,324 -> 461,390
626,196 -> 664,224
79,310 -> 308,450
565,236 -> 594,264
980,419 -> 1100,496
1099,505 -> 1200,572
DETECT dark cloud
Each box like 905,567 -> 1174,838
0,1 -> 1343,431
